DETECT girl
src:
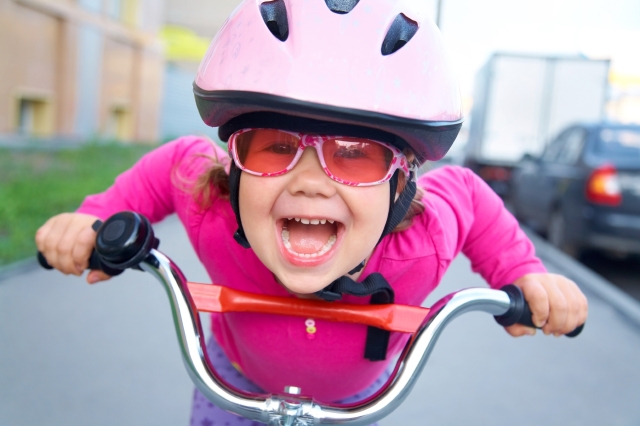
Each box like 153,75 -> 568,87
36,1 -> 588,425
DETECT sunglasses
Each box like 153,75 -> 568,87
228,128 -> 413,186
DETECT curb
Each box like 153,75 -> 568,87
524,227 -> 640,329
0,257 -> 39,283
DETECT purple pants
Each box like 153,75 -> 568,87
190,337 -> 389,426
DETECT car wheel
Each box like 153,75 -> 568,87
547,210 -> 581,258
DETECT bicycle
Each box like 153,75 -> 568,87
39,211 -> 583,426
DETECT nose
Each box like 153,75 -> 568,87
287,148 -> 337,198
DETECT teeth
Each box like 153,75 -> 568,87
288,218 -> 336,226
281,229 -> 337,258
281,229 -> 292,250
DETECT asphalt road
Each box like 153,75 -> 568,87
2,215 -> 640,425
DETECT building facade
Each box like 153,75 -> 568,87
0,0 -> 165,143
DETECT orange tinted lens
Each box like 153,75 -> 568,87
234,129 -> 300,174
322,138 -> 393,184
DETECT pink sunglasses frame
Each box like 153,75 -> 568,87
228,128 -> 413,187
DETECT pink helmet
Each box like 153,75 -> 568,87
194,0 -> 463,163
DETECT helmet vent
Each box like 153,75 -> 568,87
260,0 -> 289,41
324,0 -> 360,14
381,14 -> 419,56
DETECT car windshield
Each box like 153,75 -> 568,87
595,128 -> 640,159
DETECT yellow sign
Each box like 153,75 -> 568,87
161,26 -> 210,62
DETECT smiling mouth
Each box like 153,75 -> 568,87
281,218 -> 339,258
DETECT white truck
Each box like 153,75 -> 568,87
463,53 -> 610,197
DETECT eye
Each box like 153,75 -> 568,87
264,141 -> 297,155
335,146 -> 367,159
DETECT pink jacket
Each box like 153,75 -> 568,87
78,136 -> 546,402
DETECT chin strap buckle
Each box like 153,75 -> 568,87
314,289 -> 342,302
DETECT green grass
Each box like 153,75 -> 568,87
0,143 -> 155,267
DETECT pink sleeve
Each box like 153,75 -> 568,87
77,136 -> 229,223
420,166 -> 546,288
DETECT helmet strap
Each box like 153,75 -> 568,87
228,162 -> 251,248
379,169 -> 417,243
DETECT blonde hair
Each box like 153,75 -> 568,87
186,141 -> 425,232
172,140 -> 230,209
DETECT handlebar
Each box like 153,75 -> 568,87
37,212 -> 584,426
147,248 -> 516,426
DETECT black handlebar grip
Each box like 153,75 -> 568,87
37,249 -> 125,276
37,252 -> 54,270
37,219 -> 126,276
87,251 -> 125,276
37,213 -> 159,275
495,284 -> 584,337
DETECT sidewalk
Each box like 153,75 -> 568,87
1,216 -> 639,425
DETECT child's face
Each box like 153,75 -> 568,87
239,148 -> 389,294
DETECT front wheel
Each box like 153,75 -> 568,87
547,209 -> 581,258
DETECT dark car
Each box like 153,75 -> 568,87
511,123 -> 640,257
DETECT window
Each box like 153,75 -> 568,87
16,97 -> 53,137
556,129 -> 585,165
542,132 -> 567,162
542,128 -> 585,165
104,105 -> 132,141
595,128 -> 640,159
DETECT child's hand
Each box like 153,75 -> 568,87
505,273 -> 588,337
35,213 -> 111,284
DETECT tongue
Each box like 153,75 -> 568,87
287,220 -> 336,254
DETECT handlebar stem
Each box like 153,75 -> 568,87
140,250 -> 512,426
